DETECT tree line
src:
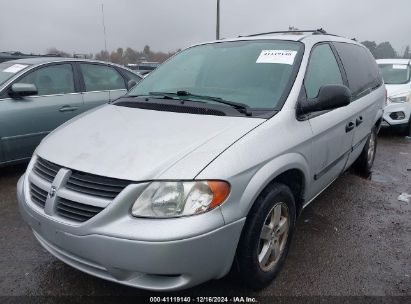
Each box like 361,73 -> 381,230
361,41 -> 410,59
47,40 -> 411,65
46,45 -> 180,64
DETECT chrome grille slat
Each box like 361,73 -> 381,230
33,167 -> 54,183
56,198 -> 104,222
37,157 -> 61,172
33,157 -> 60,182
30,183 -> 48,208
65,183 -> 119,199
36,161 -> 58,176
31,189 -> 47,202
66,171 -> 129,199
67,177 -> 124,192
70,172 -> 129,188
31,195 -> 45,207
57,204 -> 96,218
31,184 -> 48,198
58,198 -> 103,213
56,209 -> 89,222
31,157 -> 131,223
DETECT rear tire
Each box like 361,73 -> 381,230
353,127 -> 377,176
236,183 -> 296,290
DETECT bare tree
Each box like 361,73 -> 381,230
46,47 -> 71,57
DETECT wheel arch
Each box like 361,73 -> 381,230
239,153 -> 310,219
374,108 -> 384,133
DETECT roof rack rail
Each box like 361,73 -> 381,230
239,28 -> 329,38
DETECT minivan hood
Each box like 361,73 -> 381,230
37,104 -> 264,181
385,83 -> 411,97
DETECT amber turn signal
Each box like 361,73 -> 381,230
207,181 -> 230,209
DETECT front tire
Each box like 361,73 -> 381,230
236,183 -> 296,290
353,127 -> 377,176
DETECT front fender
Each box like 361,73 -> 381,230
218,152 -> 311,224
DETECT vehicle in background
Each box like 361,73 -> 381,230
0,58 -> 142,167
17,30 -> 384,291
377,59 -> 411,135
126,62 -> 160,76
0,51 -> 61,64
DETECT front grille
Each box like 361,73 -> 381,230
30,183 -> 48,208
33,157 -> 61,183
66,171 -> 130,199
56,198 -> 104,222
30,157 -> 131,223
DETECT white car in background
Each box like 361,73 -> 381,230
377,59 -> 411,135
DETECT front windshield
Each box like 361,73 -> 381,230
0,62 -> 31,86
129,40 -> 303,109
378,63 -> 411,84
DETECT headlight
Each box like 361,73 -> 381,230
131,181 -> 230,218
389,93 -> 410,103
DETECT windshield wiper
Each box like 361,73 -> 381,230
147,92 -> 178,100
149,91 -> 252,116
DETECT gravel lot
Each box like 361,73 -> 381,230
0,130 -> 410,301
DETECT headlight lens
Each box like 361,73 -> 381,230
389,93 -> 410,103
131,181 -> 230,218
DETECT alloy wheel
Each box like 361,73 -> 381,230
257,202 -> 289,272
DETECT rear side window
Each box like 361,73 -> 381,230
304,44 -> 343,99
80,64 -> 126,92
16,64 -> 75,96
333,42 -> 382,98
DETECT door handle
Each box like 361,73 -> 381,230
346,121 -> 355,133
59,105 -> 79,112
356,116 -> 363,126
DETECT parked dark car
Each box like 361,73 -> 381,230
0,51 -> 61,64
0,58 -> 142,166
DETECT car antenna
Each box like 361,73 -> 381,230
101,2 -> 111,101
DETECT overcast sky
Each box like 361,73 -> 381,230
0,0 -> 410,55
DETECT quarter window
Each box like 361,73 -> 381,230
80,64 -> 126,92
304,44 -> 343,99
123,70 -> 142,83
333,42 -> 382,98
16,64 -> 75,96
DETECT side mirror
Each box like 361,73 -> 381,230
299,85 -> 351,114
127,80 -> 137,91
10,83 -> 38,98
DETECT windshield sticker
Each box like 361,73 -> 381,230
392,64 -> 408,70
256,50 -> 297,65
3,64 -> 28,73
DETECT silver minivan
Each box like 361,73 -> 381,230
17,30 -> 385,291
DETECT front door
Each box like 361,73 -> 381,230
303,43 -> 357,200
78,63 -> 127,112
0,63 -> 83,163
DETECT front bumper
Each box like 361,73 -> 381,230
17,175 -> 245,291
382,102 -> 411,127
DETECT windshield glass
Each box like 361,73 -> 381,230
129,40 -> 303,109
0,62 -> 31,86
378,63 -> 411,84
